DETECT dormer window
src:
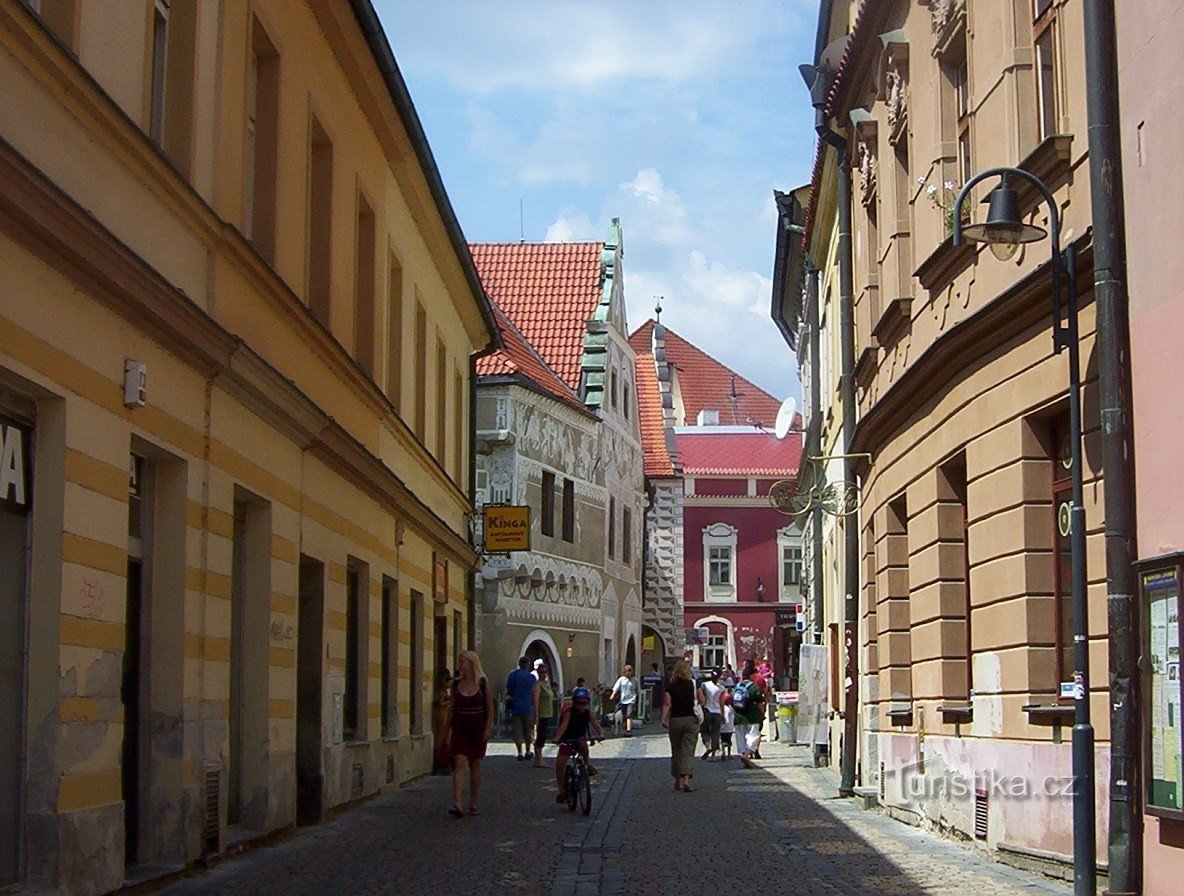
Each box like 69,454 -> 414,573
697,409 -> 719,426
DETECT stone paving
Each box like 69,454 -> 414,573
154,731 -> 1073,896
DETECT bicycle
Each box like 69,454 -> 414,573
559,738 -> 597,814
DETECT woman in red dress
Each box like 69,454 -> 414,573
448,650 -> 493,817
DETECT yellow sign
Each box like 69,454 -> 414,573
483,505 -> 531,552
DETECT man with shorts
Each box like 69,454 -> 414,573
505,656 -> 537,761
610,664 -> 638,736
551,687 -> 603,801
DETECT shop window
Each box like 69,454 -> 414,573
1050,415 -> 1074,688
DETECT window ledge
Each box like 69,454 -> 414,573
871,296 -> 913,345
915,235 -> 976,293
1015,134 -> 1074,211
886,706 -> 913,726
1021,703 -> 1075,723
854,344 -> 879,390
937,703 -> 973,720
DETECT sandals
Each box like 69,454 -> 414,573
469,807 -> 479,816
448,805 -> 464,818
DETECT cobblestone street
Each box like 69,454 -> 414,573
156,732 -> 1072,896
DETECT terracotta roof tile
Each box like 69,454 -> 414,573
628,321 -> 784,429
469,242 -> 603,392
634,352 -> 675,477
476,304 -> 589,414
676,431 -> 802,477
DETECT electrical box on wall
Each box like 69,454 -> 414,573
124,360 -> 147,408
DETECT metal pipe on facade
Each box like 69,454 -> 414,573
806,265 -> 824,647
1081,1 -> 1139,890
835,143 -> 859,799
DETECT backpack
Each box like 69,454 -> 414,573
731,680 -> 752,711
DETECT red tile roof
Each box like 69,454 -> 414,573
634,353 -> 675,477
628,320 -> 784,429
676,431 -> 802,477
476,304 -> 589,415
468,242 -> 603,392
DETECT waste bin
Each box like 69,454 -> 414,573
778,704 -> 797,743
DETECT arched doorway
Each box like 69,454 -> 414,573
640,626 -> 667,675
518,629 -> 563,691
625,635 -> 637,671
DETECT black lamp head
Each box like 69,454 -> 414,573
961,174 -> 1047,260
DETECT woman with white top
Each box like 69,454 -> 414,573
610,664 -> 639,736
698,669 -> 725,760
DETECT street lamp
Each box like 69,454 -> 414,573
952,168 -> 1095,896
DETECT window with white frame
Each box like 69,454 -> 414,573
702,523 -> 738,602
702,634 -> 726,670
778,524 -> 803,599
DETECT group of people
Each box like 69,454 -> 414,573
434,649 -> 775,815
660,658 -> 773,792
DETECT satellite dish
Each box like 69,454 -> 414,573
774,397 -> 798,440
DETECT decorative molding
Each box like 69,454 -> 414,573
886,65 -> 909,146
871,296 -> 914,347
915,235 -> 977,293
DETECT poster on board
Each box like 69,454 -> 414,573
1145,566 -> 1183,811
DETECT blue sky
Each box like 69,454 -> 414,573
376,1 -> 819,404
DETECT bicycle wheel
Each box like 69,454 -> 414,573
578,763 -> 592,815
565,765 -> 578,811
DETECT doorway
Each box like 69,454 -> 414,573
296,556 -> 324,825
122,454 -> 150,867
433,613 -> 447,677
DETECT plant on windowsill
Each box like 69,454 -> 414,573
919,177 -> 971,235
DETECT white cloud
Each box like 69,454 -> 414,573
544,212 -> 597,243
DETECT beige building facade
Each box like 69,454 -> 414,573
797,0 -> 1111,869
0,1 -> 496,893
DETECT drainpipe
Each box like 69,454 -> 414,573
801,59 -> 859,797
1082,2 -> 1139,892
834,142 -> 859,798
806,265 -> 824,648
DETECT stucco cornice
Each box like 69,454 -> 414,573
0,136 -> 476,566
851,233 -> 1094,465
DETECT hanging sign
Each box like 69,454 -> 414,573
482,504 -> 531,553
0,414 -> 31,515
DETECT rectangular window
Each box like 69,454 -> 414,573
939,34 -> 971,189
562,478 -> 575,542
381,577 -> 397,738
355,195 -> 377,376
453,369 -> 465,480
308,117 -> 333,327
148,0 -> 196,173
608,496 -> 616,558
245,18 -> 279,262
783,545 -> 803,587
410,590 -> 424,734
623,382 -> 631,418
1034,21 -> 1058,141
386,253 -> 403,410
540,470 -> 555,538
149,2 -> 169,146
414,301 -> 427,438
703,634 -> 726,670
610,370 -> 618,408
435,337 -> 447,460
344,559 -> 369,742
27,0 -> 78,50
941,455 -> 973,699
709,546 -> 732,586
622,507 -> 632,564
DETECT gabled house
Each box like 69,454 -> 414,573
632,319 -> 803,684
470,222 -> 646,690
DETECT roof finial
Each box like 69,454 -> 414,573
654,297 -> 663,323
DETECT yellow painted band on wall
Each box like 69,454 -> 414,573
184,632 -> 231,662
61,532 -> 125,577
57,768 -> 122,813
64,450 -> 128,502
268,699 -> 295,719
269,647 -> 295,668
59,615 -> 124,651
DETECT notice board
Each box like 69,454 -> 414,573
1141,555 -> 1184,817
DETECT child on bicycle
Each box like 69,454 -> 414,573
550,686 -> 603,802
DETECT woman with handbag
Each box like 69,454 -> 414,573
661,659 -> 702,792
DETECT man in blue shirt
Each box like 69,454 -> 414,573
505,656 -> 537,760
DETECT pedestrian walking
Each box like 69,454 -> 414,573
699,669 -> 724,761
505,656 -> 537,761
722,662 -> 737,687
732,660 -> 766,768
610,664 -> 639,736
448,650 -> 494,818
532,664 -> 555,767
661,659 -> 701,792
432,667 -> 453,775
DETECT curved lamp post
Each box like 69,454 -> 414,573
953,169 -> 1095,896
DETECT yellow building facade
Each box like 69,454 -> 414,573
0,1 -> 497,893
